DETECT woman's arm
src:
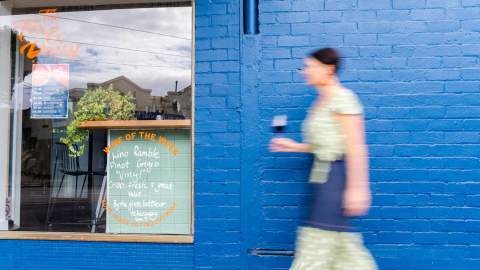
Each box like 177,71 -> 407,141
335,113 -> 371,216
296,142 -> 313,153
269,138 -> 312,153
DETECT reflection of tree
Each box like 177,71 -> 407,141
69,76 -> 191,119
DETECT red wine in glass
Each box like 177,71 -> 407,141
272,115 -> 287,134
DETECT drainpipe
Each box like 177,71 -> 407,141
244,0 -> 258,34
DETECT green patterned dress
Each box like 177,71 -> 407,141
289,87 -> 378,270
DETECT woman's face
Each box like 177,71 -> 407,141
302,57 -> 335,86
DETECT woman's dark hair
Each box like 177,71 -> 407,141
309,48 -> 341,74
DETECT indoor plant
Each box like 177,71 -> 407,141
61,84 -> 136,157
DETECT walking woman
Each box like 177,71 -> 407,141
270,48 -> 377,269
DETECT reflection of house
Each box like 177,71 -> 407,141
154,85 -> 192,119
69,88 -> 86,102
69,76 -> 191,119
87,76 -> 153,112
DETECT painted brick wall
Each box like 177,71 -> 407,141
194,0 -> 243,269
1,0 -> 480,269
0,240 -> 194,269
253,1 -> 480,270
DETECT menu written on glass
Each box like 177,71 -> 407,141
31,64 -> 69,119
105,129 -> 191,234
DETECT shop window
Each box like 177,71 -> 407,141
0,1 -> 194,242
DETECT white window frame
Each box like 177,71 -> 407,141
0,1 -> 13,231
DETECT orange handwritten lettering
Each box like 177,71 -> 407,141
104,132 -> 180,156
105,202 -> 177,228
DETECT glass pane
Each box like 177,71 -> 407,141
2,4 -> 192,234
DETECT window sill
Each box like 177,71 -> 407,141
0,231 -> 194,243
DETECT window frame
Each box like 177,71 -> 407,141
0,0 -> 196,243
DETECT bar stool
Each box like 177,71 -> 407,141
45,143 -> 98,227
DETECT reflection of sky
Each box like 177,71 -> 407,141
3,7 -> 192,96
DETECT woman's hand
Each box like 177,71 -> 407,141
269,138 -> 302,152
343,186 -> 371,217
334,113 -> 371,217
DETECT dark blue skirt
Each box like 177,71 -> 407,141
303,159 -> 355,232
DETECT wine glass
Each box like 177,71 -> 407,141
271,115 -> 287,135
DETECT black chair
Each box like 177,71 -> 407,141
46,142 -> 102,227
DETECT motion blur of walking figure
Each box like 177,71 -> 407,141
269,48 -> 377,270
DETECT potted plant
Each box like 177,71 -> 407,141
61,84 -> 136,157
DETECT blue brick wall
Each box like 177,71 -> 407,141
195,1 -> 243,270
252,1 -> 480,270
0,241 -> 194,270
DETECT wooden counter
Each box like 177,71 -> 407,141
78,119 -> 191,129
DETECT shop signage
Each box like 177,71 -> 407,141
105,129 -> 191,234
31,64 -> 69,119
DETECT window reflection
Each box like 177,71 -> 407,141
2,5 -> 192,232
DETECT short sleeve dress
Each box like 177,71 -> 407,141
290,87 -> 378,270
301,87 -> 364,184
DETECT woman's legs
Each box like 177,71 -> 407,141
332,232 -> 378,270
290,227 -> 377,270
290,227 -> 337,270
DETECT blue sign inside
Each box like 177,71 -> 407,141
31,64 -> 69,119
